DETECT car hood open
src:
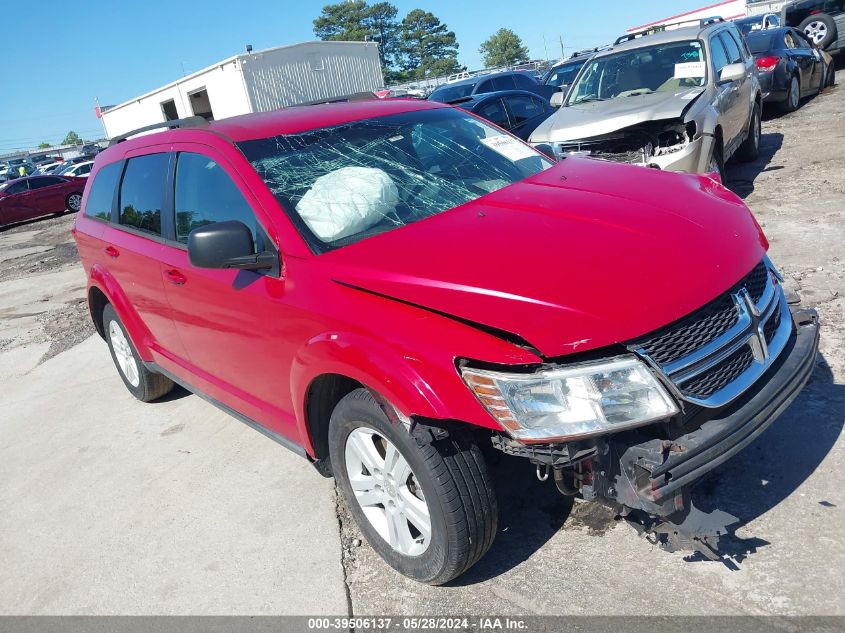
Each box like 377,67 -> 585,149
320,158 -> 767,359
530,89 -> 704,143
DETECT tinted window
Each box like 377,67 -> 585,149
475,98 -> 509,127
491,75 -> 517,90
84,162 -> 122,221
746,32 -> 775,54
513,73 -> 537,88
174,152 -> 258,246
475,79 -> 494,93
720,32 -> 742,63
29,176 -> 62,189
544,61 -> 585,87
505,95 -> 544,123
710,36 -> 730,75
119,154 -> 168,235
428,83 -> 475,103
4,180 -> 29,195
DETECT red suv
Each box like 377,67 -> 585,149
73,100 -> 819,584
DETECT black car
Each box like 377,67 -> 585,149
452,90 -> 556,140
746,27 -> 833,112
428,71 -> 555,104
734,13 -> 781,35
540,48 -> 606,93
780,0 -> 845,50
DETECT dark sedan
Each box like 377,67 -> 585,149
746,27 -> 833,113
428,71 -> 557,103
0,175 -> 85,228
454,90 -> 556,140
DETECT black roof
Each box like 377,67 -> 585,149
449,89 -> 547,107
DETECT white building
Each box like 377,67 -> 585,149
626,0 -> 785,33
100,41 -> 384,139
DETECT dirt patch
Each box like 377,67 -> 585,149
0,213 -> 81,283
563,499 -> 619,536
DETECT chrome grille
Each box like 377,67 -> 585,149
630,257 -> 793,408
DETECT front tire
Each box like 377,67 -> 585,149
708,143 -> 726,183
66,193 -> 82,212
329,389 -> 497,584
736,103 -> 761,162
102,304 -> 174,402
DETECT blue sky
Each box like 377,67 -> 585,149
1,0 -> 709,152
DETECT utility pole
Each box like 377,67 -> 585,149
542,34 -> 549,61
559,35 -> 565,58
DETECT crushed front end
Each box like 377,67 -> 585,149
476,259 -> 820,559
552,119 -> 710,173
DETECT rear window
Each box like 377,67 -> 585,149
118,154 -> 169,236
84,162 -> 121,221
746,32 -> 776,54
428,82 -> 476,103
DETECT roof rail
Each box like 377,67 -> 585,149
615,15 -> 726,45
299,91 -> 379,106
108,116 -> 208,146
570,45 -> 611,59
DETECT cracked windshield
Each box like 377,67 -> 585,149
568,40 -> 707,104
238,108 -> 552,252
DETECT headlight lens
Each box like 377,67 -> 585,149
461,356 -> 678,442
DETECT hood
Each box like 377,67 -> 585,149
530,89 -> 704,143
320,158 -> 767,358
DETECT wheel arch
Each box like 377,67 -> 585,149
86,264 -> 155,361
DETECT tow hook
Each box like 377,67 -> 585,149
623,502 -> 739,562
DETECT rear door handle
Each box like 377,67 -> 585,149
163,269 -> 187,286
103,246 -> 119,258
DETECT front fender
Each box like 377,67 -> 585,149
88,263 -> 155,361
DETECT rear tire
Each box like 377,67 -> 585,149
102,304 -> 174,402
736,103 -> 761,162
779,74 -> 800,113
329,388 -> 497,584
799,13 -> 837,49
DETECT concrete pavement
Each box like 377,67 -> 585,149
0,335 -> 348,615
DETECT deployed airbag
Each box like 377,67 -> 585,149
295,166 -> 399,241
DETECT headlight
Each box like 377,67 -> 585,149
461,356 -> 678,442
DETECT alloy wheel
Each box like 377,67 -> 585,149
68,194 -> 82,211
344,427 -> 431,556
804,21 -> 828,45
109,320 -> 140,387
790,77 -> 800,109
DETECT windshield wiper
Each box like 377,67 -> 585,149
573,97 -> 607,104
624,90 -> 656,97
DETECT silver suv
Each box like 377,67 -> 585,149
529,19 -> 762,180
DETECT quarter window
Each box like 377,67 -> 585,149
174,152 -> 258,248
119,153 -> 168,236
85,162 -> 122,221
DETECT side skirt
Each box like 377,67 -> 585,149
146,361 -> 307,459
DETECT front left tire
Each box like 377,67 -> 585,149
329,388 -> 497,585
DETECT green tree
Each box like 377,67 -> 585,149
479,28 -> 530,68
397,9 -> 463,81
313,1 -> 400,76
38,142 -> 51,149
62,131 -> 82,145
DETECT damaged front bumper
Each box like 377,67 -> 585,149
493,305 -> 820,557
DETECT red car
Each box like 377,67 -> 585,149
0,175 -> 85,228
73,101 -> 818,584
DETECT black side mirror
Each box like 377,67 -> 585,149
188,220 -> 276,271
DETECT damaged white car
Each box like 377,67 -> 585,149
529,18 -> 762,180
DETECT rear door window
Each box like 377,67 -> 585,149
504,95 -> 544,123
512,73 -> 537,89
491,75 -> 517,90
118,154 -> 169,236
84,162 -> 122,221
28,176 -> 62,189
173,152 -> 259,248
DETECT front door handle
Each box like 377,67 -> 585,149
103,245 -> 119,258
163,269 -> 187,286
